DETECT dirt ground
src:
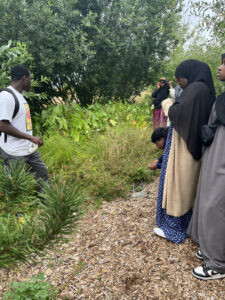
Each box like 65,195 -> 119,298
0,179 -> 224,300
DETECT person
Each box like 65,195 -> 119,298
188,54 -> 225,280
148,127 -> 168,170
154,59 -> 216,243
152,78 -> 170,128
0,65 -> 48,192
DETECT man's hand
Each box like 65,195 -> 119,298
30,136 -> 44,147
148,159 -> 159,170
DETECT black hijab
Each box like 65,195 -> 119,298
222,53 -> 225,63
215,53 -> 225,125
152,81 -> 170,109
169,59 -> 216,160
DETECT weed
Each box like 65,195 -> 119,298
3,273 -> 58,300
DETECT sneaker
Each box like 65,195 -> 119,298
192,264 -> 225,280
154,227 -> 166,239
196,250 -> 203,260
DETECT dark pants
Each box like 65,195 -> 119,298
0,147 -> 48,193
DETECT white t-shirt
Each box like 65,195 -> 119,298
0,86 -> 33,156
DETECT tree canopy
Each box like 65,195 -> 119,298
191,0 -> 225,45
0,0 -> 182,106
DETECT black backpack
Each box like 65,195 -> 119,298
0,88 -> 20,143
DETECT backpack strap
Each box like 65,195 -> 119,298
3,88 -> 20,118
0,88 -> 20,143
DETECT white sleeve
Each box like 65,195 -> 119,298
161,98 -> 174,117
0,91 -> 15,122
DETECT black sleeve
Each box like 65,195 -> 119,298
152,89 -> 159,98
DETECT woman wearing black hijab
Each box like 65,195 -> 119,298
154,60 -> 215,244
152,77 -> 170,128
188,55 -> 225,280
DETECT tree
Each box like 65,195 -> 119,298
157,34 -> 225,95
0,41 -> 49,114
191,0 -> 225,44
0,0 -> 182,106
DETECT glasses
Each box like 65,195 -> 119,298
159,80 -> 165,83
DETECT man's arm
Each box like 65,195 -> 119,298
0,120 -> 44,147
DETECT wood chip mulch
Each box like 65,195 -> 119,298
0,178 -> 224,299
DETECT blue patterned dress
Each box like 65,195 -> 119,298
156,125 -> 192,244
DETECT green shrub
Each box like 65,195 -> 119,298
34,100 -> 153,140
0,161 -> 37,214
3,273 -> 58,300
0,164 -> 85,267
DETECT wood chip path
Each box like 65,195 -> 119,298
0,179 -> 224,299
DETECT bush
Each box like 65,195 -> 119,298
0,161 -> 37,213
0,161 -> 85,268
34,100 -> 153,140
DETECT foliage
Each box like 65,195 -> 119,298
40,125 -> 160,203
3,273 -> 58,300
191,0 -> 225,44
0,41 -> 32,88
0,0 -> 182,105
0,162 -> 84,268
0,41 -> 49,114
155,36 -> 225,96
34,100 -> 152,140
35,100 -> 158,202
36,178 -> 84,243
0,161 -> 37,213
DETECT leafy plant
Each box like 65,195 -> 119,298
0,40 -> 49,114
0,165 -> 85,267
34,100 -> 152,139
3,273 -> 58,300
0,160 -> 37,213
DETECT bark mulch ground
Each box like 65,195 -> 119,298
0,179 -> 224,299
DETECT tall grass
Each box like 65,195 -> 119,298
40,125 -> 161,202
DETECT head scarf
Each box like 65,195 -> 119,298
215,54 -> 225,125
175,59 -> 216,101
152,78 -> 170,108
222,53 -> 225,63
169,59 -> 216,160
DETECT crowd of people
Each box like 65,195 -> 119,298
149,56 -> 225,280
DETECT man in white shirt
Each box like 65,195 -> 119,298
0,65 -> 48,191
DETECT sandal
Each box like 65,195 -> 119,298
192,264 -> 225,280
